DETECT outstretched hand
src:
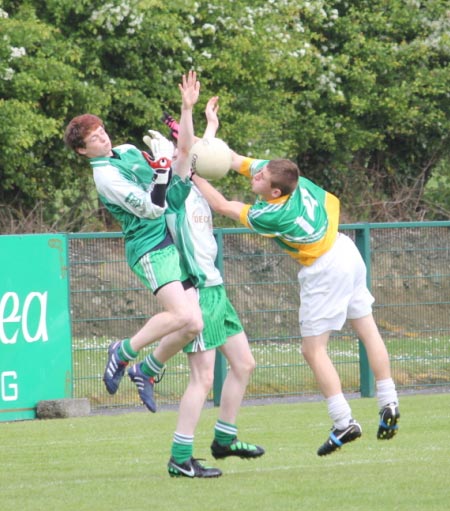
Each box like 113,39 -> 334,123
179,70 -> 200,110
204,96 -> 219,135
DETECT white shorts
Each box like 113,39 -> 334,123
298,233 -> 374,337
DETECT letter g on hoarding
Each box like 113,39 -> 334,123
1,371 -> 18,401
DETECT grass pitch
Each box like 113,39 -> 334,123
1,393 -> 449,511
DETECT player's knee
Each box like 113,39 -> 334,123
245,354 -> 256,375
178,309 -> 203,338
231,353 -> 256,376
189,365 -> 214,392
301,341 -> 328,366
188,314 -> 203,337
300,342 -> 315,361
201,371 -> 214,391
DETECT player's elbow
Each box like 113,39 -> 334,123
141,202 -> 166,219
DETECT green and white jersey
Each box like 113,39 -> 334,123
166,178 -> 223,288
238,158 -> 340,266
90,144 -> 168,267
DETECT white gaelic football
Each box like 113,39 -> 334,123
189,137 -> 232,180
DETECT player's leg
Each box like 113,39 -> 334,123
210,331 -> 264,460
351,314 -> 392,381
217,332 -> 255,421
168,285 -> 227,477
127,284 -> 203,412
301,332 -> 358,429
152,285 -> 203,361
167,350 -> 221,478
175,350 -> 216,435
301,332 -> 362,456
298,234 -> 362,455
346,232 -> 400,440
103,279 -> 198,398
103,245 -> 202,404
301,331 -> 341,398
129,283 -> 202,352
351,314 -> 400,439
130,245 -> 203,351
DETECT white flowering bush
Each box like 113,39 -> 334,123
0,0 -> 449,229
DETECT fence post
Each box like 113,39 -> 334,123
213,229 -> 227,406
354,225 -> 375,397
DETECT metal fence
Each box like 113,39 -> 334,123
69,221 -> 450,410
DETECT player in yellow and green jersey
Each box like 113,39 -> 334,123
193,148 -> 400,456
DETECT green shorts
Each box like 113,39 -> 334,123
183,285 -> 244,353
132,244 -> 189,294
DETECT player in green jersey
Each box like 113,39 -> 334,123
152,96 -> 264,478
192,145 -> 400,456
64,71 -> 203,413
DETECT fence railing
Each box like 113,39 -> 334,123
68,221 -> 450,410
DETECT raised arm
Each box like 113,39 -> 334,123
161,90 -> 245,175
203,96 -> 219,139
173,70 -> 200,179
203,97 -> 244,172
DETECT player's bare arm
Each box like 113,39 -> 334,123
230,150 -> 246,172
174,70 -> 200,179
199,99 -> 243,172
203,96 -> 219,138
191,174 -> 244,221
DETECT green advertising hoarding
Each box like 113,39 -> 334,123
0,234 -> 72,421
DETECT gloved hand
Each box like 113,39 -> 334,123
142,151 -> 171,184
161,111 -> 179,141
142,129 -> 174,172
142,130 -> 173,206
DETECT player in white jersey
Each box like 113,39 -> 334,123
64,71 -> 203,413
153,97 -> 264,478
192,136 -> 400,456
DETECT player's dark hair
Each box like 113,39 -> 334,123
267,159 -> 300,196
64,114 -> 104,151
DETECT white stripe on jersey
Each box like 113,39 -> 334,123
141,252 -> 158,290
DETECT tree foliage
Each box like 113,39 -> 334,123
0,0 -> 449,231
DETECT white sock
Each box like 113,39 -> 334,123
327,393 -> 352,430
376,378 -> 398,409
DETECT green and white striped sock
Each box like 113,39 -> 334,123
214,420 -> 237,446
171,432 -> 194,464
117,338 -> 138,362
141,353 -> 164,378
